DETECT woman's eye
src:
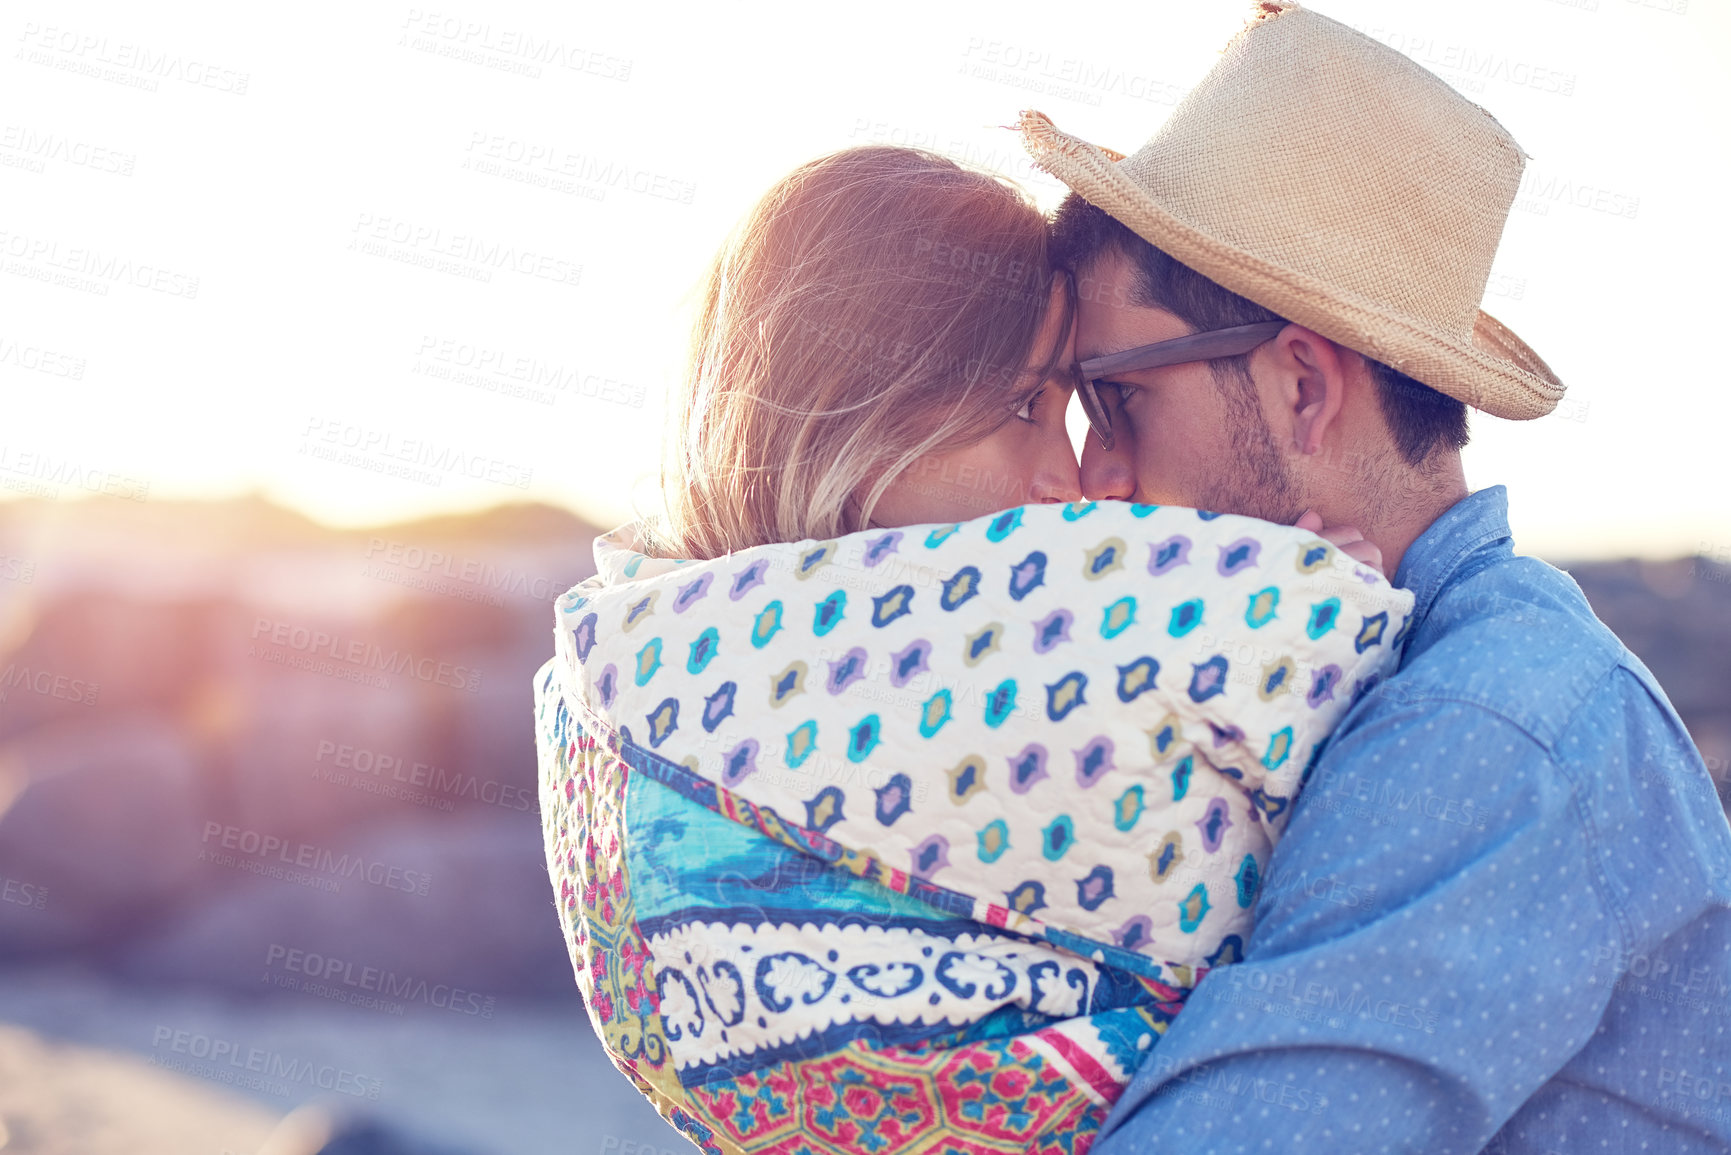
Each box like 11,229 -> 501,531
1015,389 -> 1044,423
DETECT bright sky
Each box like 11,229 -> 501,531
2,0 -> 1726,560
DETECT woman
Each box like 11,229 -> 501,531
535,147 -> 1412,1153
653,145 -> 1086,554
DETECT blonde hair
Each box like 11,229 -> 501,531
650,146 -> 1072,560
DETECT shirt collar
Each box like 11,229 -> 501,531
1392,484 -> 1516,633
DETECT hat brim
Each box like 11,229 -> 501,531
1020,111 -> 1565,421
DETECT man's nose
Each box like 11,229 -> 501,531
1080,434 -> 1136,502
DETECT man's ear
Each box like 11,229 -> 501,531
1270,324 -> 1351,456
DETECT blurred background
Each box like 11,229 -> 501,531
0,1 -> 1726,1152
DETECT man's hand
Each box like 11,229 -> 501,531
1294,508 -> 1384,576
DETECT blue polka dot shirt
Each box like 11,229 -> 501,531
1096,485 -> 1731,1154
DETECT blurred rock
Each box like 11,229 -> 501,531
1567,555 -> 1731,796
0,715 -> 205,959
0,1020 -> 280,1155
117,811 -> 571,997
261,1103 -> 484,1155
0,497 -> 595,992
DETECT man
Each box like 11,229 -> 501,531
1020,4 -> 1731,1153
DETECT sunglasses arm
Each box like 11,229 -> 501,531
1076,321 -> 1289,379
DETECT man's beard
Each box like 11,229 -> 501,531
1187,372 -> 1306,524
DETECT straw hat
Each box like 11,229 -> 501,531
1019,1 -> 1564,420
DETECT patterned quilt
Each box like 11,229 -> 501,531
536,500 -> 1414,1153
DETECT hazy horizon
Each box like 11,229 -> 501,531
4,0 -> 1726,564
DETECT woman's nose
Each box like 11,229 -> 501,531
1029,446 -> 1083,505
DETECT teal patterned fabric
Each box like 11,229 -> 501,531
545,500 -> 1415,1097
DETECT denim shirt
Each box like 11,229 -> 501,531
1097,484 -> 1731,1154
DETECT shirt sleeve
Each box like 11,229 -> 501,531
1093,694 -> 1621,1155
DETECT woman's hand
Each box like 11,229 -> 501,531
1294,508 -> 1385,577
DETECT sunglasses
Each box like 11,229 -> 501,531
1073,321 -> 1289,450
